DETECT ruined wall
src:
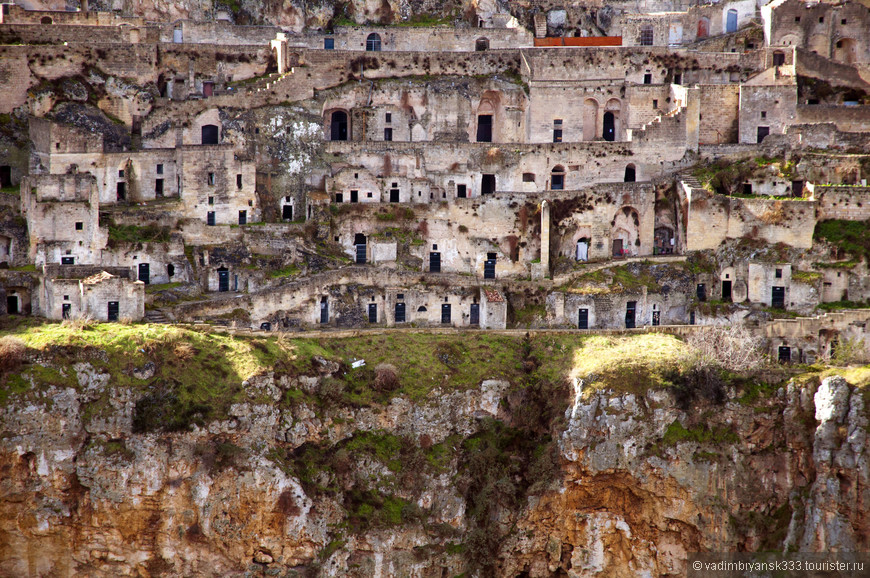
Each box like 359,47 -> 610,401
698,84 -> 739,144
330,25 -> 533,52
813,184 -> 870,221
763,0 -> 870,64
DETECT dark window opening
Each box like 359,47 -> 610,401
773,51 -> 785,66
522,173 -> 536,183
384,128 -> 393,141
208,196 -> 214,205
0,165 -> 12,188
238,210 -> 247,225
167,264 -> 175,278
756,126 -> 769,143
476,115 -> 493,142
236,174 -> 242,189
603,112 -> 615,141
643,73 -> 652,84
475,38 -> 489,51
640,26 -> 653,46
201,124 -> 219,145
551,172 -> 564,190
107,301 -> 119,322
775,268 -> 782,279
457,184 -> 467,198
778,346 -> 791,363
75,222 -> 83,231
652,99 -> 658,108
385,113 -> 392,123
624,165 -> 636,182
61,256 -> 75,265
116,182 -> 126,201
155,178 -> 164,196
283,204 -> 293,220
207,211 -> 216,226
335,193 -> 343,203
366,33 -> 382,52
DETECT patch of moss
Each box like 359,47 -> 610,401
661,419 -> 739,446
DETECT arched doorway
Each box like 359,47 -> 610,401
475,38 -> 489,51
330,111 -> 348,141
366,33 -> 382,52
201,124 -> 219,145
624,164 -> 636,182
611,206 -> 640,258
551,165 -> 565,190
603,112 -> 615,142
41,16 -> 53,24
696,18 -> 709,39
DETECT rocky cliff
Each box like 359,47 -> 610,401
0,325 -> 868,577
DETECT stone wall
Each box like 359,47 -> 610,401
329,25 -> 533,52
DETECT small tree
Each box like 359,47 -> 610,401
685,324 -> 767,373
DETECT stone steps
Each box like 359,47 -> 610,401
144,309 -> 170,324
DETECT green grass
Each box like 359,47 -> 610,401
106,222 -> 170,246
661,419 -> 739,446
791,270 -> 822,283
145,282 -> 182,294
0,185 -> 18,195
817,300 -> 870,312
269,264 -> 301,278
814,219 -> 870,262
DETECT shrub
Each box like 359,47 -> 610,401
0,336 -> 26,373
62,314 -> 95,330
174,342 -> 196,361
373,363 -> 399,392
824,336 -> 868,366
685,324 -> 767,373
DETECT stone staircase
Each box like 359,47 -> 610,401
144,308 -> 170,324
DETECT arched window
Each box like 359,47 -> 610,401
330,111 -> 348,141
201,124 -> 219,145
551,166 -> 565,190
640,25 -> 654,46
475,38 -> 489,51
41,16 -> 53,25
624,164 -> 636,182
366,33 -> 382,52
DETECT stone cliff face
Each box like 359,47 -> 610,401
1,337 -> 868,577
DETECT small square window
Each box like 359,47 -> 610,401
761,111 -> 767,118
156,164 -> 164,174
397,293 -> 404,300
75,222 -> 83,230
818,17 -> 823,23
432,244 -> 438,250
208,196 -> 214,205
553,119 -> 562,126
354,173 -> 358,179
794,16 -> 800,23
841,19 -> 847,25
775,268 -> 783,278
392,182 -> 398,187
63,295 -> 69,300
119,170 -> 125,178
366,192 -> 373,198
385,113 -> 392,123
643,73 -> 652,85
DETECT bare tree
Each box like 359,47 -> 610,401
686,324 -> 767,373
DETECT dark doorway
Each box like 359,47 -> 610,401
390,189 -> 399,203
201,124 -> 219,145
612,239 -> 623,258
320,297 -> 328,324
350,190 -> 359,203
207,211 -> 216,226
625,301 -> 636,329
368,303 -> 377,323
551,171 -> 564,190
457,184 -> 467,198
722,280 -> 732,301
778,346 -> 791,363
138,263 -> 150,285
238,210 -> 247,225
756,126 -> 769,143
108,301 -> 119,322
395,302 -> 406,323
476,115 -> 493,142
624,165 -> 636,182
481,174 -> 496,195
470,303 -> 480,325
578,308 -> 588,329
330,111 -> 348,141
475,38 -> 489,51
167,264 -> 175,278
7,295 -> 18,315
652,310 -> 660,326
354,233 -> 367,265
791,181 -> 804,197
696,283 -> 706,302
0,165 -> 11,188
773,51 -> 785,66
62,303 -> 71,319
771,286 -> 785,309
282,204 -> 293,220
218,268 -> 229,292
441,303 -> 451,324
116,182 -> 126,201
603,112 -> 615,141
429,252 -> 441,273
155,179 -> 164,196
484,258 -> 496,279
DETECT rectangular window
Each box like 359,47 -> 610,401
155,178 -> 164,196
384,128 -> 393,141
522,173 -> 536,183
107,301 -> 119,322
208,196 -> 214,205
119,170 -> 125,178
236,174 -> 242,189
156,164 -> 164,174
775,268 -> 782,279
643,73 -> 652,84
335,193 -> 343,203
324,37 -> 334,50
385,113 -> 392,123
761,111 -> 767,118
652,99 -> 658,108
207,211 -> 216,226
476,115 -> 493,143
674,73 -> 682,84
553,129 -> 562,143
208,172 -> 215,185
238,210 -> 246,225
61,256 -> 75,265
75,222 -> 83,231
640,27 -> 654,46
457,184 -> 467,198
